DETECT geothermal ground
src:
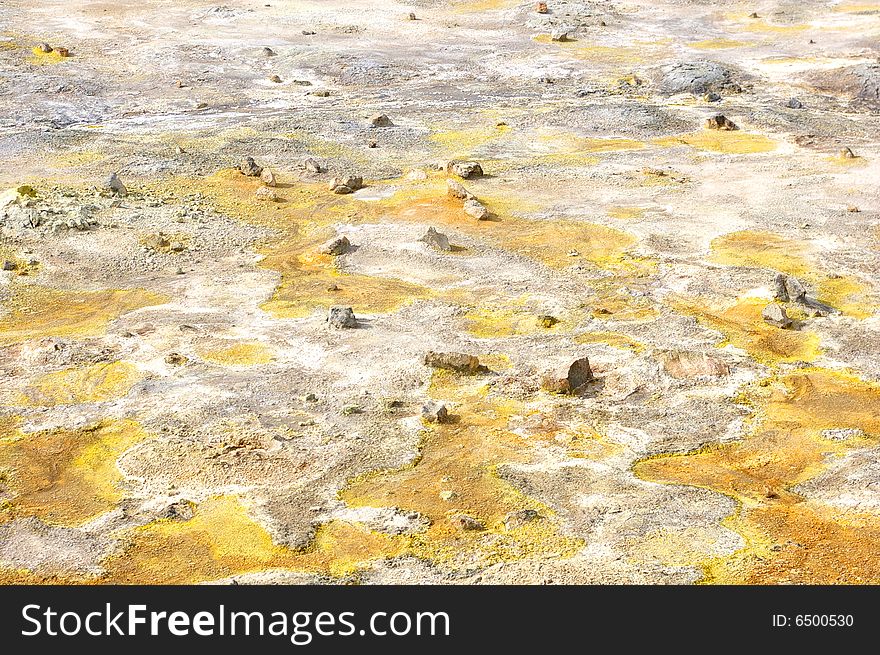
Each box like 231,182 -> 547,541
0,0 -> 879,585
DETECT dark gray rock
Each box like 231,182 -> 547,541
327,306 -> 357,329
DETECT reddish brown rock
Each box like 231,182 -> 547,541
449,513 -> 485,531
704,114 -> 737,130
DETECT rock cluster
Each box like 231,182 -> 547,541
328,176 -> 363,194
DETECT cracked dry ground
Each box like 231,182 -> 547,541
1,0 -> 879,585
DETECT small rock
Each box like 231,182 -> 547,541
54,47 -> 70,57
369,113 -> 393,128
327,284 -> 340,292
541,357 -> 594,395
240,157 -> 263,177
406,169 -> 428,181
268,74 -> 282,83
419,226 -> 452,252
165,353 -> 188,365
161,500 -> 195,521
104,172 -> 127,196
786,97 -> 804,109
463,198 -> 490,220
319,235 -> 351,256
749,12 -> 759,18
263,47 -> 276,56
840,147 -> 856,159
143,233 -> 171,251
260,168 -> 276,186
407,12 -> 417,20
705,114 -> 737,130
421,401 -> 449,424
446,178 -> 475,201
446,160 -> 484,179
368,139 -> 378,148
551,28 -> 571,42
449,513 -> 485,531
327,306 -> 357,329
703,92 -> 721,102
328,175 -> 363,194
2,260 -> 16,271
847,205 -> 860,213
424,351 -> 481,374
310,89 -> 330,97
504,509 -> 540,530
536,2 -> 548,14
302,30 -> 316,35
305,393 -> 318,402
36,42 -> 53,53
798,301 -> 832,318
762,303 -> 792,329
439,490 -> 457,501
537,315 -> 559,328
255,186 -> 278,201
299,156 -> 324,173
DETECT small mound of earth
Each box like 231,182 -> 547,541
804,63 -> 880,111
655,60 -> 742,95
